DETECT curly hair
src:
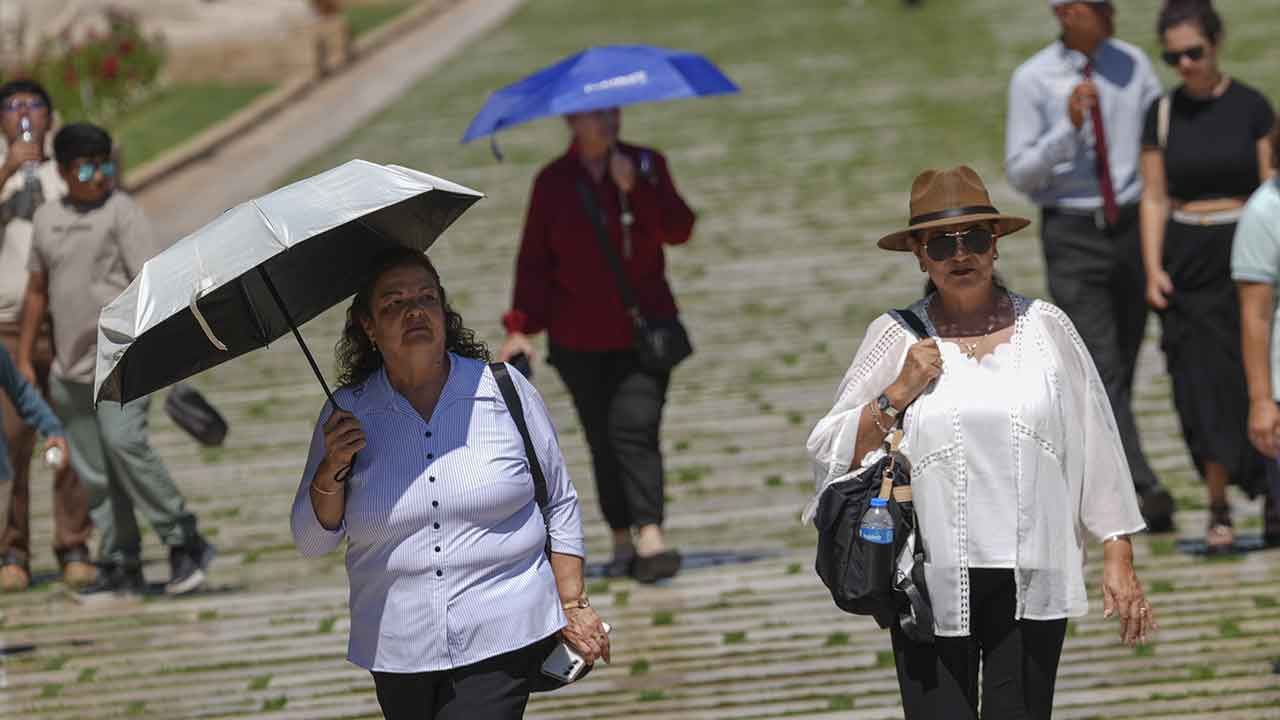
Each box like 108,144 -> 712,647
335,247 -> 489,388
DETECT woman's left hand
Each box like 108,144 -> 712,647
1102,538 -> 1157,647
561,606 -> 611,664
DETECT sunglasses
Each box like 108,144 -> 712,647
75,161 -> 116,183
2,98 -> 47,113
1161,46 -> 1205,66
921,227 -> 995,262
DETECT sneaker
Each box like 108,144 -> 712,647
77,563 -> 145,600
165,536 -> 215,596
0,553 -> 30,593
57,547 -> 98,589
1140,488 -> 1177,534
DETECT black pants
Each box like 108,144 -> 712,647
1041,207 -> 1162,496
550,344 -> 669,529
370,642 -> 541,720
891,569 -> 1068,719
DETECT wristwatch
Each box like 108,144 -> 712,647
876,393 -> 900,419
563,597 -> 591,610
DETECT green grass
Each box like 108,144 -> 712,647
722,630 -> 748,644
346,1 -> 415,38
828,695 -> 854,710
249,675 -> 272,691
824,631 -> 850,647
651,610 -> 675,626
639,690 -> 666,702
114,83 -> 272,171
77,667 -> 97,683
261,696 -> 288,712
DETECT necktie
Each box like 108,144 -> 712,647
1083,62 -> 1120,227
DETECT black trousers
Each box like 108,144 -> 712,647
891,569 -> 1068,719
550,344 -> 669,530
1040,207 -> 1162,496
370,642 -> 541,720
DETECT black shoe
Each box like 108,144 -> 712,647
166,536 -> 215,596
603,554 -> 636,578
77,562 -> 145,599
631,550 -> 682,584
1140,488 -> 1177,534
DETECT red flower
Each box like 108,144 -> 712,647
119,39 -> 134,55
102,55 -> 120,80
63,64 -> 77,86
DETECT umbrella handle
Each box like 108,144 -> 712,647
190,284 -> 228,351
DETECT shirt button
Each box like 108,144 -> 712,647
433,523 -> 440,530
425,430 -> 432,438
435,570 -> 443,577
427,452 -> 435,459
435,546 -> 441,552
432,501 -> 439,508
429,476 -> 436,483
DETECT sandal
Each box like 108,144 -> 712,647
1205,502 -> 1234,555
1263,494 -> 1280,548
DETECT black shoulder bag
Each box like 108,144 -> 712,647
164,383 -> 228,447
813,310 -> 934,644
490,363 -> 597,691
575,179 -> 693,373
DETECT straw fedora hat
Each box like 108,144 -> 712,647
877,166 -> 1031,252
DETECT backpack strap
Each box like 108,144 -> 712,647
490,362 -> 552,560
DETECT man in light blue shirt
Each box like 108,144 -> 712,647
1006,0 -> 1174,530
1230,169 -> 1280,546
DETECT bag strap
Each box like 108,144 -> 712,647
490,362 -> 553,560
1157,93 -> 1171,150
892,308 -> 929,340
576,178 -> 645,328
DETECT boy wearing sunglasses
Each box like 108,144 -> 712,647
1005,0 -> 1177,532
17,123 -> 214,598
0,81 -> 96,593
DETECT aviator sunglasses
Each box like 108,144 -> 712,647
920,226 -> 995,262
74,161 -> 116,183
1161,45 -> 1205,66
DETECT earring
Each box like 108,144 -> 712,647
993,251 -> 1000,260
369,336 -> 378,351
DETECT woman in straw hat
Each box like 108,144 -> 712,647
806,166 -> 1156,718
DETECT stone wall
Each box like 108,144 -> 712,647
0,0 -> 350,84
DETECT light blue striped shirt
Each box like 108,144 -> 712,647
1006,38 -> 1162,210
291,355 -> 584,673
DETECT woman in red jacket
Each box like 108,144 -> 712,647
499,107 -> 694,583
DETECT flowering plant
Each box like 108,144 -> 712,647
5,7 -> 165,124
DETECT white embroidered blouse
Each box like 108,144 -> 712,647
805,292 -> 1146,637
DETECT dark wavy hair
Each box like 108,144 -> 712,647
335,247 -> 489,388
1157,0 -> 1223,45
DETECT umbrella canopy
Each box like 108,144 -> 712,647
460,44 -> 739,144
96,159 -> 483,405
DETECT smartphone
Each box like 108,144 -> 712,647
540,622 -> 611,683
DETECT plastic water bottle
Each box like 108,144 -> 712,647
12,116 -> 43,220
43,444 -> 64,470
859,497 -> 895,592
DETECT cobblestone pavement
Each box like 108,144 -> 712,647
3,1 -> 1279,718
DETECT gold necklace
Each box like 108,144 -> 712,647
932,296 -> 1004,359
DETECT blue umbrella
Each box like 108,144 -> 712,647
461,44 -> 739,148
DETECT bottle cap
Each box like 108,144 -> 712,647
870,497 -> 888,508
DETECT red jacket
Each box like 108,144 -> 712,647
503,141 -> 695,351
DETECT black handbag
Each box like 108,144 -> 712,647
490,363 -> 597,692
813,309 -> 934,643
576,179 -> 693,373
164,383 -> 228,447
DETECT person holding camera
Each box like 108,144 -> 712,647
292,248 -> 607,719
807,167 -> 1154,719
498,106 -> 695,583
